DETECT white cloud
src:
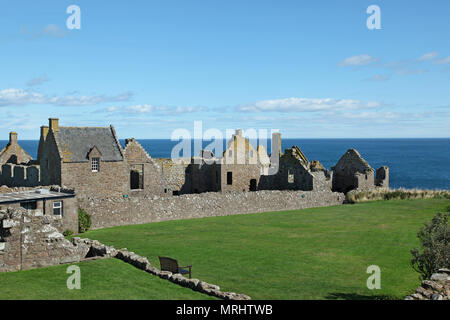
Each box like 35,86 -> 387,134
41,24 -> 67,38
100,104 -> 208,115
19,24 -> 67,40
395,68 -> 428,76
418,52 -> 439,61
340,52 -> 447,78
27,75 -> 50,87
434,56 -> 450,65
383,60 -> 428,76
338,111 -> 398,120
0,88 -> 133,107
339,55 -> 378,67
367,74 -> 390,81
238,97 -> 381,113
126,104 -> 157,113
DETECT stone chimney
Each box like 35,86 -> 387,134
235,129 -> 243,137
9,132 -> 18,145
49,118 -> 59,132
272,132 -> 282,156
40,126 -> 49,140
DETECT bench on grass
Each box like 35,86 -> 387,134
158,256 -> 192,279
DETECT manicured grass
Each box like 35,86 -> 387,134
0,258 -> 215,300
1,199 -> 447,300
79,199 -> 449,300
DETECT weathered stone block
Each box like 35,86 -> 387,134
2,219 -> 16,228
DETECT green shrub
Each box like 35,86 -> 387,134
78,208 -> 91,233
63,229 -> 74,237
410,212 -> 449,280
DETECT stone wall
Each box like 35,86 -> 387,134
0,164 -> 40,187
190,161 -> 221,194
405,269 -> 450,300
79,190 -> 345,230
220,164 -> 261,192
38,129 -> 62,186
0,207 -> 90,272
123,138 -> 165,196
376,166 -> 389,188
61,161 -> 129,201
157,158 -> 192,195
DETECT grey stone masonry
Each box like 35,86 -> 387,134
79,190 -> 345,229
405,269 -> 450,300
0,207 -> 90,272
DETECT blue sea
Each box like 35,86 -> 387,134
1,139 -> 449,190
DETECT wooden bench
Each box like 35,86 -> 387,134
158,256 -> 192,279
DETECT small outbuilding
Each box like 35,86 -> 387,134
0,189 -> 78,233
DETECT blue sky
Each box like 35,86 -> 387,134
0,0 -> 449,139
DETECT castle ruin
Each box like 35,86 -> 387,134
0,118 -> 389,228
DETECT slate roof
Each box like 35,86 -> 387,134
0,190 -> 74,204
54,126 -> 123,162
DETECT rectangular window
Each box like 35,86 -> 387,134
20,201 -> 37,210
53,201 -> 63,216
91,157 -> 99,172
288,170 -> 294,184
227,172 -> 232,185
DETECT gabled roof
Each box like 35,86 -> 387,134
333,149 -> 373,174
0,142 -> 33,164
87,146 -> 102,157
123,138 -> 160,168
53,126 -> 124,162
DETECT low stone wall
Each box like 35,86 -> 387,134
72,237 -> 251,300
80,190 -> 345,230
405,269 -> 450,300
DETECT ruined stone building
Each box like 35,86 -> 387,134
0,206 -> 89,272
259,145 -> 332,192
0,118 -> 389,201
123,138 -> 164,196
331,149 -> 388,193
0,132 -> 39,188
0,132 -> 33,165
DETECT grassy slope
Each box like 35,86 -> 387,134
80,199 -> 449,300
0,258 -> 215,300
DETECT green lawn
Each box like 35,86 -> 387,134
81,199 -> 449,300
0,258 -> 215,300
1,199 -> 448,300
